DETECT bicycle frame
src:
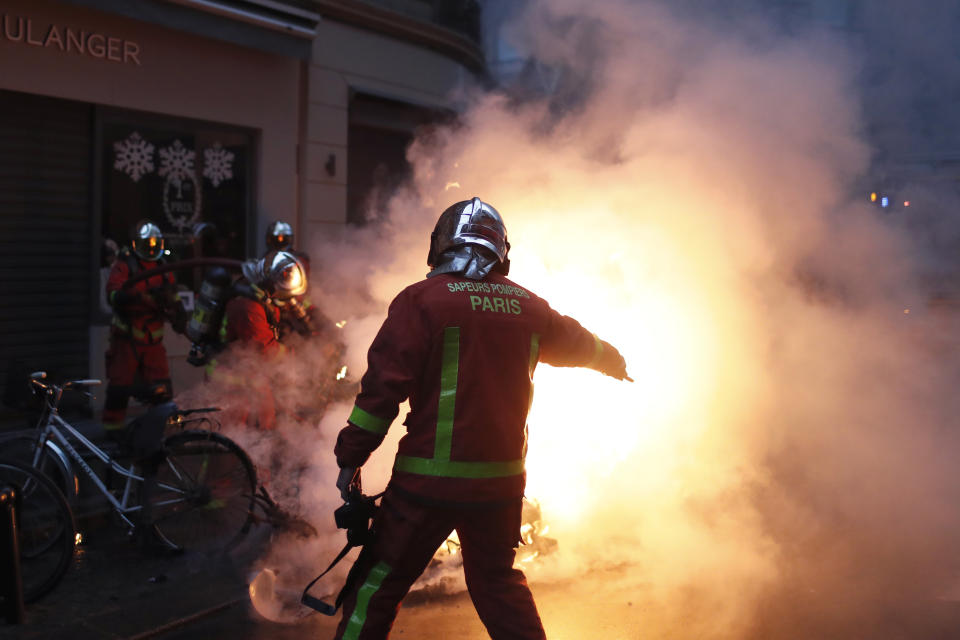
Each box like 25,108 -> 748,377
29,411 -> 148,529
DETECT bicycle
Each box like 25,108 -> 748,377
3,371 -> 258,599
0,457 -> 75,603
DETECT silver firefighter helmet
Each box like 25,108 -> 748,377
131,220 -> 164,261
266,220 -> 294,251
243,250 -> 307,299
427,197 -> 510,275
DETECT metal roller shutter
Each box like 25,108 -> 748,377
0,89 -> 92,427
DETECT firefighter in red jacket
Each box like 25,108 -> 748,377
332,197 -> 630,640
265,219 -> 323,343
103,220 -> 184,433
214,250 -> 308,430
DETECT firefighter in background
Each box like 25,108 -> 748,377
332,198 -> 631,640
265,219 -> 325,343
103,220 -> 185,433
212,250 -> 309,430
266,220 -> 310,275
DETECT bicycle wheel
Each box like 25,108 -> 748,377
1,435 -> 74,502
144,430 -> 256,554
0,458 -> 75,603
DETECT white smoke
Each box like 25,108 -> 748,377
191,1 -> 960,636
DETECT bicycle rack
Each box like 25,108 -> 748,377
0,484 -> 24,624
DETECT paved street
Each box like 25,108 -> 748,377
2,513 -> 648,640
7,512 -> 960,640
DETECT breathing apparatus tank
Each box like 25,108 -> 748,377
186,267 -> 232,366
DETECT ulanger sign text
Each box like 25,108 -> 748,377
1,13 -> 141,65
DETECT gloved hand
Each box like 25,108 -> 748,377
597,340 -> 633,382
150,286 -> 180,308
336,466 -> 358,501
143,290 -> 165,311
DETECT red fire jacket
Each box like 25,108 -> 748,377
335,272 -> 610,503
223,296 -> 284,356
106,250 -> 175,345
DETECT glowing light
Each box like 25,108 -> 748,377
336,365 -> 348,380
515,221 -> 719,524
75,532 -> 83,545
335,320 -> 348,329
444,181 -> 461,191
249,568 -> 314,623
904,201 -> 910,207
904,309 -> 910,314
870,192 -> 877,202
881,196 -> 889,207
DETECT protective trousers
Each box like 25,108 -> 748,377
103,337 -> 172,430
335,487 -> 546,640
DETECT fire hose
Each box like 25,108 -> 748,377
118,258 -> 245,290
301,469 -> 383,616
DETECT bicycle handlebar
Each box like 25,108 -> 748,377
30,373 -> 102,397
176,407 -> 221,416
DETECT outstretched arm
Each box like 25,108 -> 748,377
539,306 -> 632,381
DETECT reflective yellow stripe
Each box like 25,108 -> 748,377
342,561 -> 391,640
529,333 -> 540,378
528,333 -> 539,411
111,316 -> 163,341
394,455 -> 524,478
585,333 -> 604,368
434,327 -> 460,461
348,405 -> 392,435
392,326 -> 525,480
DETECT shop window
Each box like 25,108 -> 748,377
100,114 -> 253,287
347,93 -> 452,225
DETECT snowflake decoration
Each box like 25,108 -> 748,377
113,132 -> 154,182
159,139 -> 195,181
159,139 -> 196,197
203,142 -> 235,187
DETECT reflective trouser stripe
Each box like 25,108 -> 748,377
342,561 -> 391,640
434,326 -> 460,461
392,325 -> 525,480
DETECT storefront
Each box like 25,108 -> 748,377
0,0 -> 312,421
0,0 -> 486,425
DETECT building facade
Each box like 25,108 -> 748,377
0,0 -> 484,423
